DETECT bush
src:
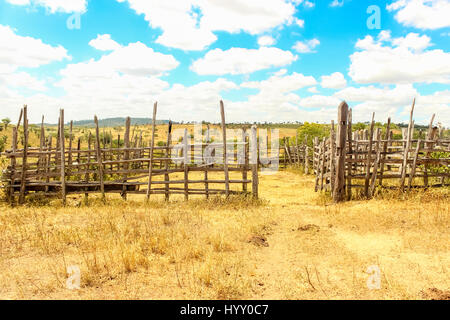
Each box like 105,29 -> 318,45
296,122 -> 330,147
0,135 -> 7,152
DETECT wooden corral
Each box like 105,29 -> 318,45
1,102 -> 260,205
314,101 -> 450,202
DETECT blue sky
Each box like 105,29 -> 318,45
0,0 -> 449,125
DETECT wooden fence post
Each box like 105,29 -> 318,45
400,99 -> 415,191
314,137 -> 320,192
146,102 -> 157,201
379,117 -> 391,187
346,109 -> 353,200
204,124 -> 210,199
220,101 -> 230,197
330,120 -> 336,194
242,128 -> 248,193
59,109 -> 67,205
364,113 -> 375,198
19,105 -> 28,205
165,121 -> 172,201
184,128 -> 189,201
122,117 -> 131,200
333,101 -> 348,202
408,139 -> 422,191
250,125 -> 258,199
9,126 -> 18,205
369,128 -> 382,197
94,116 -> 105,201
423,114 -> 435,188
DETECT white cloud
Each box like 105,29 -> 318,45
295,18 -> 305,28
258,35 -> 276,47
349,32 -> 450,84
116,0 -> 296,50
68,42 -> 178,78
0,25 -> 70,70
219,72 -> 321,122
6,0 -> 87,13
242,72 -> 316,92
191,47 -> 297,75
89,34 -> 122,51
321,72 -> 347,89
330,0 -> 344,7
292,38 -> 320,53
0,72 -> 47,91
299,95 -> 341,108
0,24 -> 69,92
387,0 -> 450,30
307,86 -> 319,93
303,1 -> 315,8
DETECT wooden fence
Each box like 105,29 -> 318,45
313,101 -> 450,202
1,102 -> 259,205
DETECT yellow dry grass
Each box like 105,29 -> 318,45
0,168 -> 449,300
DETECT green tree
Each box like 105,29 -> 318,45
2,118 -> 11,131
296,122 -> 330,147
0,135 -> 7,152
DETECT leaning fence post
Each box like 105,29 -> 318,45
122,117 -> 131,200
400,99 -> 415,191
333,101 -> 348,202
9,126 -> 18,205
19,105 -> 28,205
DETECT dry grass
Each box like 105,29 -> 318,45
0,167 -> 449,300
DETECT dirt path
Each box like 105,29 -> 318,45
247,172 -> 450,299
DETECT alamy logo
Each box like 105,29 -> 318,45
367,5 -> 381,30
67,13 -> 81,30
366,265 -> 381,290
66,265 -> 81,290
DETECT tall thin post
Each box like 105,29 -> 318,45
38,116 -> 45,175
165,121 -> 172,201
94,116 -> 105,201
122,117 -> 131,200
146,102 -> 158,200
364,112 -> 375,198
9,127 -> 18,205
250,125 -> 258,199
242,128 -> 248,193
423,114 -> 435,188
346,109 -> 353,200
19,106 -> 28,205
333,102 -> 349,202
330,120 -> 336,194
84,132 -> 92,203
408,140 -> 422,191
204,124 -> 210,199
59,109 -> 67,206
379,117 -> 391,187
369,128 -> 382,197
184,128 -> 189,201
304,135 -> 309,174
220,101 -> 230,197
400,99 -> 415,191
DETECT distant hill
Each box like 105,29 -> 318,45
43,117 -> 172,127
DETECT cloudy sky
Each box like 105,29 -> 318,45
0,0 -> 449,125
